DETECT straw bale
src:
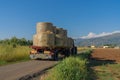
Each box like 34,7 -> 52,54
56,28 -> 67,37
36,22 -> 54,33
33,34 -> 38,46
33,32 -> 55,47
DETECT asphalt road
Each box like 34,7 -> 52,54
0,60 -> 57,80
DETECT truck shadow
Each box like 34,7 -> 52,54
35,58 -> 63,61
89,58 -> 116,67
35,58 -> 54,61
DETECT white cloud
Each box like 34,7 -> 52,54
81,31 -> 120,39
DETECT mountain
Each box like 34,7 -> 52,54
75,33 -> 120,47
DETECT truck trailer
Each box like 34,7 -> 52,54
30,22 -> 77,60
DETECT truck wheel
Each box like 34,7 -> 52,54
65,49 -> 70,57
75,47 -> 77,55
30,54 -> 36,59
55,54 -> 58,61
52,53 -> 58,61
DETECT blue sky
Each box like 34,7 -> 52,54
0,0 -> 120,40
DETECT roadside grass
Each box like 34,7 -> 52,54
77,47 -> 91,53
77,49 -> 92,59
77,47 -> 91,51
43,49 -> 94,80
93,63 -> 120,80
0,45 -> 31,66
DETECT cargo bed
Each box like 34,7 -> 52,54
29,46 -> 77,60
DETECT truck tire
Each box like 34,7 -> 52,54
30,54 -> 37,59
74,47 -> 77,55
70,48 -> 74,55
52,53 -> 58,61
66,49 -> 70,57
52,50 -> 59,61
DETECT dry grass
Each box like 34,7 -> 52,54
0,45 -> 31,65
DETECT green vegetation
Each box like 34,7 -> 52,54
77,47 -> 91,52
0,45 -> 31,65
0,37 -> 32,66
0,37 -> 32,46
45,49 -> 92,80
77,49 -> 92,59
44,48 -> 120,80
94,64 -> 120,80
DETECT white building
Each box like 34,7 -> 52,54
103,46 -> 109,48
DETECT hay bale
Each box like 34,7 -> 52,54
55,28 -> 68,47
56,28 -> 67,37
46,31 -> 53,34
37,32 -> 55,47
63,37 -> 68,47
55,35 -> 64,47
53,26 -> 57,34
36,22 -> 54,33
33,34 -> 38,46
63,29 -> 67,36
67,38 -> 74,48
34,32 -> 55,47
55,35 -> 74,48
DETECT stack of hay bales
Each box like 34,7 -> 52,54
33,22 -> 74,48
33,22 -> 55,47
67,38 -> 74,48
55,28 -> 67,47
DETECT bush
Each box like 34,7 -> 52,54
45,57 -> 89,80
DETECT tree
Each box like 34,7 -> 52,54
0,37 -> 32,46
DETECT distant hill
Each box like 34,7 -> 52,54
75,33 -> 120,47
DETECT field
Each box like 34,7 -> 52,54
1,46 -> 120,80
92,48 -> 120,63
0,45 -> 31,65
91,48 -> 120,80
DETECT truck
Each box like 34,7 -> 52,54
30,22 -> 77,60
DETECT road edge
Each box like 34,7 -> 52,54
18,64 -> 56,80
